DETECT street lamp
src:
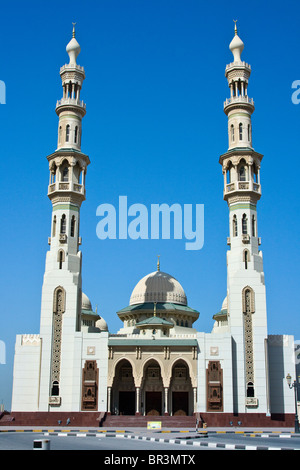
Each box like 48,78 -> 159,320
286,373 -> 300,434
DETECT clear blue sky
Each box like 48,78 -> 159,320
0,0 -> 299,410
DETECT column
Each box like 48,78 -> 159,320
135,387 -> 140,415
164,387 -> 169,415
107,387 -> 112,414
193,387 -> 197,414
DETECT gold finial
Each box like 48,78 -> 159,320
157,255 -> 160,272
233,19 -> 238,35
72,22 -> 77,38
154,302 -> 157,317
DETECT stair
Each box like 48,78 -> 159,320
102,414 -> 197,428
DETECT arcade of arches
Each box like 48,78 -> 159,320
107,346 -> 200,416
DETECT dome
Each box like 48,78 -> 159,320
95,317 -> 108,332
221,296 -> 228,311
82,292 -> 92,311
229,24 -> 244,62
66,25 -> 81,64
129,270 -> 187,306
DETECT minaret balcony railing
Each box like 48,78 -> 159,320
56,98 -> 86,109
48,182 -> 84,194
223,95 -> 254,108
225,181 -> 261,194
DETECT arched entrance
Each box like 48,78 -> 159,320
169,360 -> 193,416
111,359 -> 135,415
142,360 -> 164,416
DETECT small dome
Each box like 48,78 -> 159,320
129,270 -> 187,306
96,317 -> 108,331
66,25 -> 81,64
229,25 -> 244,62
221,296 -> 228,311
82,292 -> 92,311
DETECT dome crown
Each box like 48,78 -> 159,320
229,21 -> 244,62
129,270 -> 187,306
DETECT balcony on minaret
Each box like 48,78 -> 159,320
225,180 -> 261,195
224,95 -> 254,109
47,158 -> 87,200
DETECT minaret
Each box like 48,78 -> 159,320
219,23 -> 269,415
38,26 -> 90,410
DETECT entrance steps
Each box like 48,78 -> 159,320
102,414 -> 196,428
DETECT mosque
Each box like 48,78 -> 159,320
9,24 -> 296,427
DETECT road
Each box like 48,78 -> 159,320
0,429 -> 299,452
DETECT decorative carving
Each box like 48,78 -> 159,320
206,361 -> 223,412
81,360 -> 99,410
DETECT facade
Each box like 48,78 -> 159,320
10,25 -> 297,427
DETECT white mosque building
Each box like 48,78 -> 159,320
9,24 -> 296,427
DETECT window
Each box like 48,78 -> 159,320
58,126 -> 62,143
248,124 -> 250,141
232,215 -> 238,237
52,215 -> 56,237
252,215 -> 256,237
74,126 -> 78,143
239,166 -> 246,181
231,124 -> 234,142
239,123 -> 243,140
62,166 -> 69,182
60,214 -> 66,234
246,382 -> 255,398
242,214 -> 248,235
58,250 -> 64,269
244,250 -> 249,269
71,215 -> 76,237
66,125 -> 70,142
253,164 -> 258,183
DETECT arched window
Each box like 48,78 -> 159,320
58,249 -> 65,269
253,164 -> 258,183
71,215 -> 76,237
252,215 -> 256,237
239,165 -> 246,181
239,122 -> 243,140
232,214 -> 238,237
242,214 -> 248,235
62,166 -> 69,182
244,250 -> 249,269
248,124 -> 250,141
52,215 -> 56,237
74,126 -> 78,143
58,126 -> 62,143
231,124 -> 235,142
60,214 -> 66,234
246,382 -> 255,398
66,125 -> 70,142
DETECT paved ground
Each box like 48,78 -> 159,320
0,426 -> 299,451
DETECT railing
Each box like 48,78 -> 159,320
48,182 -> 84,194
225,181 -> 261,194
224,95 -> 254,108
225,60 -> 251,70
56,98 -> 86,109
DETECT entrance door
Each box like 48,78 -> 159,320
119,391 -> 135,415
146,391 -> 162,415
172,391 -> 188,415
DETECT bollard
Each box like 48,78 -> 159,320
33,439 -> 50,450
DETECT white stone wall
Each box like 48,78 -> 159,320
11,335 -> 41,411
268,335 -> 296,415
